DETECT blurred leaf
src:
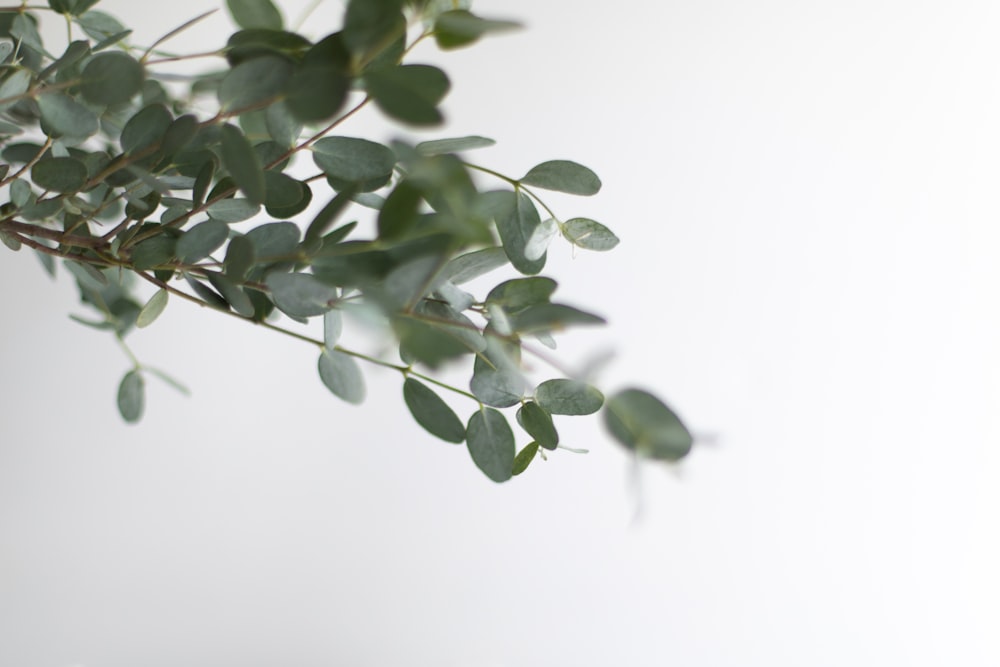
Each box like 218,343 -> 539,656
286,35 -> 351,123
0,71 -> 32,112
226,0 -> 283,30
520,160 -> 601,196
81,52 -> 144,106
416,135 -> 495,155
433,10 -> 521,50
318,349 -> 365,404
342,0 -> 405,58
536,379 -> 604,416
441,246 -> 508,284
218,55 -> 292,111
224,234 -> 255,278
480,189 -> 545,275
604,388 -> 692,461
365,64 -> 449,126
511,303 -> 605,334
264,101 -> 302,147
136,288 -> 168,328
117,370 -> 144,423
403,377 -> 465,443
221,123 -> 266,205
121,104 -> 171,155
486,277 -> 556,313
466,407 -> 515,483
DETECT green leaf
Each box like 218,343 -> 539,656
11,14 -> 45,55
0,70 -> 32,112
524,217 -> 558,261
221,123 -> 266,205
480,190 -> 545,275
117,370 -> 145,423
75,10 -> 126,42
160,114 -> 199,160
511,303 -> 605,334
416,135 -> 495,155
516,401 -> 559,450
486,277 -> 557,313
224,234 -> 256,279
226,0 -> 283,30
136,288 -> 168,328
323,309 -> 343,349
185,275 -> 229,310
520,160 -> 601,196
343,0 -> 405,57
31,157 -> 87,193
207,273 -> 256,317
120,103 -> 171,155
81,52 -> 144,106
365,64 -> 450,126
206,198 -> 261,223
264,101 -> 302,147
511,441 -> 539,476
263,172 -> 310,218
0,230 -> 21,251
36,93 -> 98,139
176,220 -> 228,263
304,188 -> 356,246
377,180 -> 423,240
536,379 -> 604,416
218,55 -> 292,112
312,136 -> 396,191
470,335 -> 524,408
433,10 -> 521,50
604,388 -> 692,461
441,247 -> 508,284
265,272 -> 339,317
403,378 -> 465,444
245,221 -> 299,259
285,64 -> 350,124
318,349 -> 365,404
466,407 -> 515,483
395,317 -> 472,369
563,217 -> 619,251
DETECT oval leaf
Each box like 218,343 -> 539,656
466,407 -> 515,483
311,136 -> 395,188
603,388 -> 692,461
563,217 -> 619,251
221,123 -> 266,205
511,441 -> 539,476
176,220 -> 228,263
520,159 -> 601,196
136,289 -> 168,328
403,378 -> 465,444
226,0 -> 283,30
117,370 -> 145,423
266,272 -> 339,318
31,157 -> 87,193
37,92 -> 99,139
535,379 -> 604,416
318,349 -> 365,404
516,401 -> 559,450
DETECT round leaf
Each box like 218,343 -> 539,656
37,92 -> 98,139
218,55 -> 292,111
311,136 -> 395,188
176,220 -> 228,263
81,52 -> 144,105
226,0 -> 283,30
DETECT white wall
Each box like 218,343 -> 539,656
1,1 -> 998,665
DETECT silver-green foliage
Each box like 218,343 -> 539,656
0,0 -> 694,481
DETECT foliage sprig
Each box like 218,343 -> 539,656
0,0 -> 694,481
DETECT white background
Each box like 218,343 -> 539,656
1,1 -> 999,665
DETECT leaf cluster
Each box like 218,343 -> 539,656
0,0 -> 694,481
